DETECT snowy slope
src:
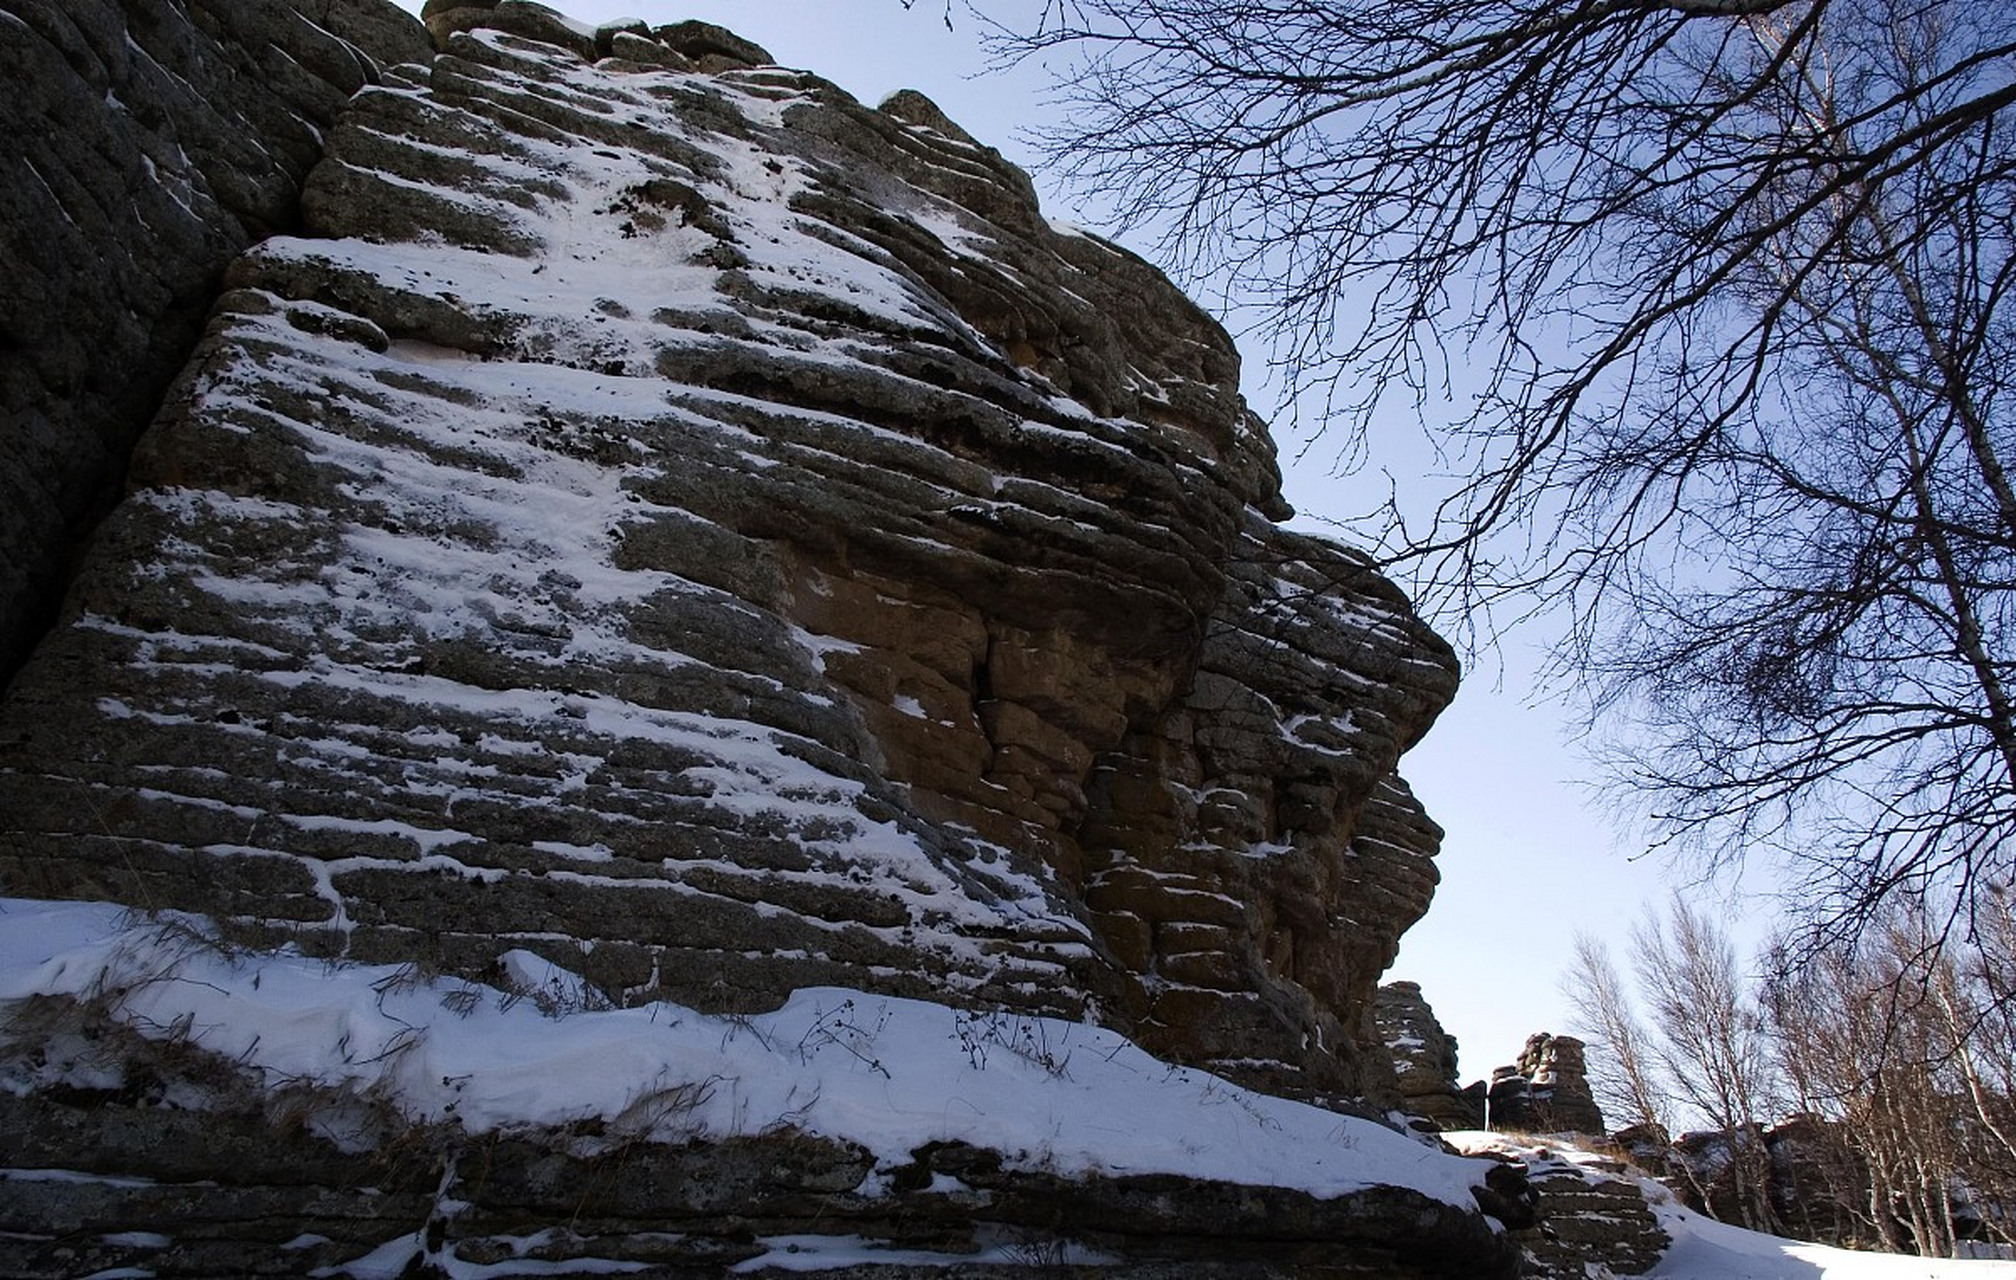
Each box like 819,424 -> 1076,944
1648,1194 -> 2016,1280
1449,1131 -> 2016,1280
0,896 -> 1487,1208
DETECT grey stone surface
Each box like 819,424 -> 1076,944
1453,1135 -> 1672,1278
0,0 -> 430,690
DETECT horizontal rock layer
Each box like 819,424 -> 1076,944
0,1013 -> 1515,1279
1375,980 -> 1477,1131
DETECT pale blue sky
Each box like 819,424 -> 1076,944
382,0 -> 1756,1084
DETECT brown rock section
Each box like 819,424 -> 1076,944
1468,1033 -> 1607,1136
0,0 -> 431,687
1515,1034 -> 1606,1136
0,10 -> 1455,1105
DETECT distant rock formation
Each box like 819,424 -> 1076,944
1458,1033 -> 1606,1136
1375,980 -> 1475,1130
1512,1033 -> 1607,1135
0,3 -> 1539,1276
1620,1114 -> 2013,1254
1373,989 -> 1607,1139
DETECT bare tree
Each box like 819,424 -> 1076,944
1566,892 -> 2016,1251
1766,910 -> 1973,1255
983,0 -> 2016,945
1632,898 -> 1784,1231
1563,900 -> 1782,1227
1922,892 -> 2016,1251
1565,931 -> 1668,1132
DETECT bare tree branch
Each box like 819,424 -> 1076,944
980,0 -> 2016,945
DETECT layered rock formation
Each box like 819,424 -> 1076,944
1454,1134 -> 1671,1279
1504,1034 -> 1606,1136
1373,983 -> 1608,1138
0,0 -> 1456,1104
1450,1032 -> 1607,1137
0,3 -> 1525,1275
1,915 -> 1515,1279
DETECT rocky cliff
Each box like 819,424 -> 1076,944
0,4 -> 1513,1276
1,0 -> 1457,1105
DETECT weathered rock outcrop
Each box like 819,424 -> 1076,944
1463,1032 -> 1606,1136
1375,980 -> 1477,1131
1374,990 -> 1610,1139
1623,1115 -> 1935,1251
1512,1033 -> 1606,1135
0,0 -> 432,686
0,5 -> 1455,1103
0,6 -> 1514,1275
1453,1134 -> 1671,1279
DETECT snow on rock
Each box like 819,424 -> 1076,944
1448,1131 -> 2016,1280
1374,979 -> 1476,1132
1649,1208 -> 2016,1280
1,897 -> 1512,1276
0,898 -> 1485,1205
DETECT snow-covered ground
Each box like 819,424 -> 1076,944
1652,1208 -> 2016,1280
0,897 -> 1484,1209
20,894 -> 2012,1278
1449,1132 -> 2016,1279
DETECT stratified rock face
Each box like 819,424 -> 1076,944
1472,1033 -> 1606,1135
0,11 -> 1455,1103
0,1026 -> 1514,1279
1375,980 -> 1478,1130
1516,1034 -> 1605,1135
0,0 -> 433,686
